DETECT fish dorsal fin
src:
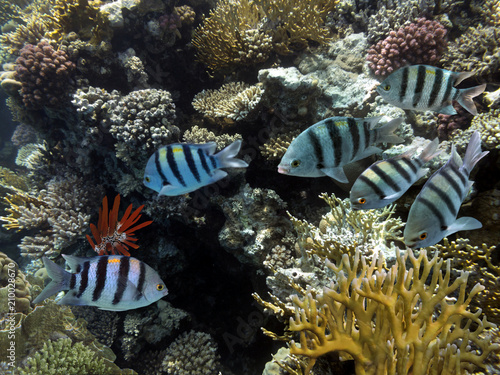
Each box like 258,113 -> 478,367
365,116 -> 382,130
62,254 -> 89,272
448,143 -> 463,168
453,71 -> 474,86
194,142 -> 217,155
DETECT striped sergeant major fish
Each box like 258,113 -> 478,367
404,131 -> 488,248
277,116 -> 404,183
377,65 -> 486,115
144,140 -> 248,196
32,255 -> 168,311
350,138 -> 441,210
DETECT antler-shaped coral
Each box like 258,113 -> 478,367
288,248 -> 499,375
86,195 -> 152,256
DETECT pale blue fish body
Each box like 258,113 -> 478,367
377,65 -> 486,115
144,140 -> 248,196
277,116 -> 403,183
32,255 -> 168,311
350,138 -> 440,210
404,131 -> 488,248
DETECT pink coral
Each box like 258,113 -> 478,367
367,18 -> 447,77
14,41 -> 76,109
437,102 -> 473,140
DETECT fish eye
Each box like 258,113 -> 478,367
419,232 -> 428,240
358,198 -> 366,204
291,160 -> 301,168
156,284 -> 165,291
144,176 -> 151,183
383,84 -> 391,91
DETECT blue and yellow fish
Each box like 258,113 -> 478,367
33,255 -> 168,311
144,140 -> 248,196
278,116 -> 403,183
350,138 -> 440,210
404,131 -> 488,248
377,65 -> 486,115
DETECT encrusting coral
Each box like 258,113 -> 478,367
192,0 -> 338,72
367,18 -> 447,77
0,252 -> 31,314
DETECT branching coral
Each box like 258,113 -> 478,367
260,130 -> 300,160
192,82 -> 263,122
285,248 -> 498,374
440,25 -> 500,81
290,193 -> 404,264
182,126 -> 242,149
192,0 -> 338,72
0,175 -> 103,258
367,18 -> 447,77
14,40 -> 76,109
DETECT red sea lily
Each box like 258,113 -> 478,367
86,195 -> 153,256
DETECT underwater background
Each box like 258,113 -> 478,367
0,0 -> 499,374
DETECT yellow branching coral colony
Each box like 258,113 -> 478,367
192,0 -> 339,71
255,194 -> 500,374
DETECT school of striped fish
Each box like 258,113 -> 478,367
34,64 -> 489,311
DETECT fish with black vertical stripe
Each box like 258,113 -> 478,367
32,255 -> 168,311
404,131 -> 488,248
144,140 -> 248,196
377,65 -> 486,115
350,138 -> 441,210
277,116 -> 404,183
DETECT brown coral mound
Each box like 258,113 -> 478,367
367,18 -> 447,77
15,40 -> 76,109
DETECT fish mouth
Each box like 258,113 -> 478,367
277,166 -> 289,174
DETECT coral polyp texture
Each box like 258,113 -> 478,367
14,40 -> 76,109
192,0 -> 338,72
192,82 -> 263,121
272,248 -> 498,374
367,18 -> 447,77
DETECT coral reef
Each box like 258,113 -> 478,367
14,40 -> 76,109
0,175 -> 103,258
436,102 -> 473,140
259,130 -> 300,161
367,18 -> 447,77
11,123 -> 39,147
192,82 -> 263,122
18,338 -> 134,375
192,0 -> 338,71
182,126 -> 242,149
0,252 -> 31,314
161,330 -> 221,375
440,25 -> 500,81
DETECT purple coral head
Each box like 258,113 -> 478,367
367,18 -> 448,77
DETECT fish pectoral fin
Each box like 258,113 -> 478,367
444,216 -> 482,237
208,169 -> 228,184
383,192 -> 401,200
159,184 -> 179,196
320,167 -> 349,183
58,291 -> 86,306
415,168 -> 429,180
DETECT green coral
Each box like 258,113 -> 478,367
19,338 -> 118,375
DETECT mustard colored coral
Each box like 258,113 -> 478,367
288,248 -> 498,374
192,0 -> 338,71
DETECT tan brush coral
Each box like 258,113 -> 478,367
290,193 -> 404,264
192,82 -> 263,121
192,0 -> 338,71
286,248 -> 499,374
259,130 -> 300,161
182,126 -> 242,149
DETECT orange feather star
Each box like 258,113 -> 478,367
86,195 -> 153,256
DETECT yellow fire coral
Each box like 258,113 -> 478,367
286,248 -> 498,374
192,0 -> 338,72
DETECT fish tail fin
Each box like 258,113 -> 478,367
215,140 -> 249,168
32,257 -> 70,304
457,84 -> 486,115
462,131 -> 489,174
377,117 -> 404,144
418,138 -> 441,164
